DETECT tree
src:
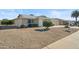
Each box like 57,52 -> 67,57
1,19 -> 14,25
8,20 -> 14,25
43,20 -> 54,30
1,19 -> 9,25
71,10 -> 79,26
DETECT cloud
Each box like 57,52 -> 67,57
0,9 -> 77,21
0,9 -> 18,19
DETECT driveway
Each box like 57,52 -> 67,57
43,30 -> 79,49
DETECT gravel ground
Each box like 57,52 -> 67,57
0,27 -> 78,49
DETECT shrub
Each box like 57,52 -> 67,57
1,19 -> 14,25
43,20 -> 54,30
20,25 -> 25,28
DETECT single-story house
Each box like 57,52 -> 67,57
15,14 -> 65,27
15,14 -> 48,27
51,18 -> 65,25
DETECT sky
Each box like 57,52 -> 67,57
0,9 -> 79,21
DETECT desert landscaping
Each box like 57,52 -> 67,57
0,27 -> 78,49
0,9 -> 79,49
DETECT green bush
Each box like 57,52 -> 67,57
20,25 -> 26,28
1,19 -> 14,25
43,20 -> 54,30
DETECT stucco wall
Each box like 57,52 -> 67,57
15,18 -> 28,27
51,19 -> 64,25
15,16 -> 45,27
15,18 -> 22,27
38,18 -> 43,27
51,20 -> 60,25
33,19 -> 39,24
22,18 -> 28,27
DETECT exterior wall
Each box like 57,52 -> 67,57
38,18 -> 43,27
15,18 -> 28,27
15,18 -> 40,27
51,20 -> 60,25
15,18 -> 23,27
15,18 -> 65,27
15,15 -> 47,27
22,18 -> 28,27
33,19 -> 39,24
51,19 -> 64,25
59,20 -> 64,25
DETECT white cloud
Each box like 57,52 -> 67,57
0,10 -> 18,19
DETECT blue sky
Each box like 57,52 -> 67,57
0,9 -> 78,20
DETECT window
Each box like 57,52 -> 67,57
28,19 -> 34,24
28,19 -> 32,23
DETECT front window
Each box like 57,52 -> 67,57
28,19 -> 38,27
28,19 -> 34,23
28,19 -> 32,23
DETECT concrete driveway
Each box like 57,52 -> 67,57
43,30 -> 79,49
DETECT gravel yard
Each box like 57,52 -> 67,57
0,27 -> 78,49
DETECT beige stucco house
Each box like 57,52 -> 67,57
15,14 -> 48,27
15,14 -> 65,27
51,18 -> 65,25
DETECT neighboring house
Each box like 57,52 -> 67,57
67,20 -> 75,26
51,18 -> 65,25
15,14 -> 48,27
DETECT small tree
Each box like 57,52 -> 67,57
43,20 -> 54,30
